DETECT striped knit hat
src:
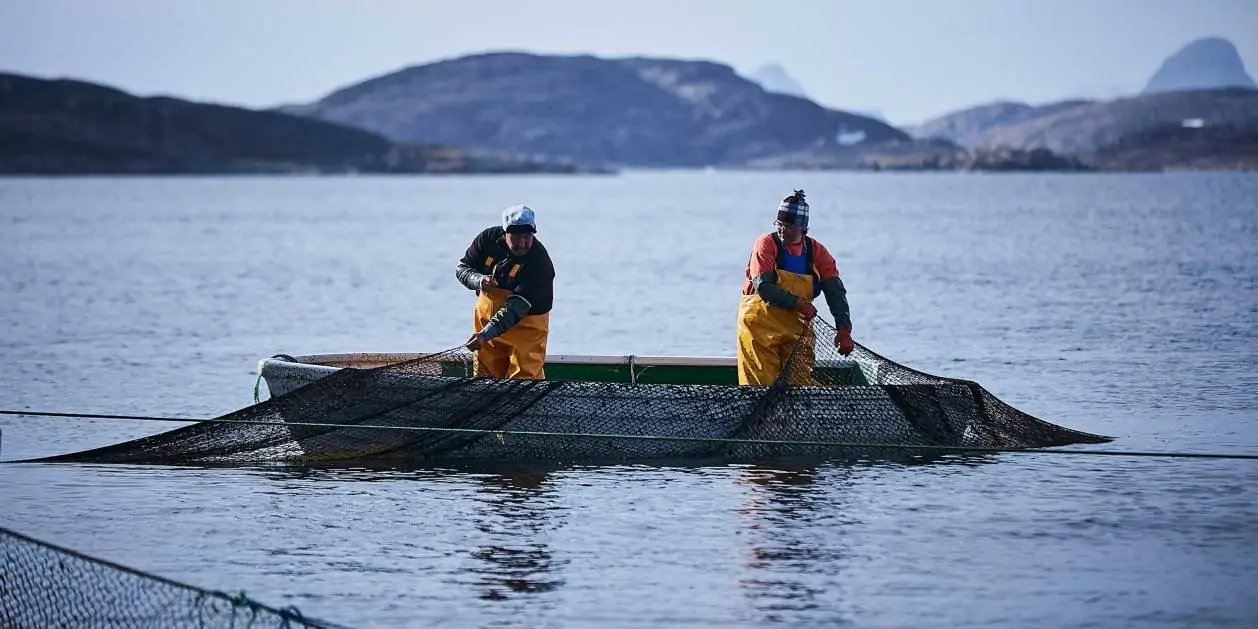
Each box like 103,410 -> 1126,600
776,189 -> 809,230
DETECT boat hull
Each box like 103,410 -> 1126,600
255,354 -> 975,463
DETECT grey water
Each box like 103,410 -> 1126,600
1,171 -> 1256,628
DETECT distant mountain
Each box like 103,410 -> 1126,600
906,99 -> 1094,147
1143,37 -> 1257,95
746,65 -> 888,122
747,63 -> 810,99
904,36 -> 1258,171
0,73 -> 583,175
280,52 -> 907,168
907,88 -> 1258,154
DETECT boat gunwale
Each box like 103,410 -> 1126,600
260,352 -> 863,370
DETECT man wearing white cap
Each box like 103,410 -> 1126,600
455,204 -> 556,379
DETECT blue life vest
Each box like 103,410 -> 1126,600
772,234 -> 822,298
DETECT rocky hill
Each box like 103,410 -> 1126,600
906,99 -> 1093,148
908,36 -> 1258,164
279,52 -> 908,168
1143,37 -> 1257,95
908,88 -> 1258,155
1085,123 -> 1258,171
0,72 -> 584,175
742,137 -> 1092,172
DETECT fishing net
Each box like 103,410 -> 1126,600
0,526 -> 346,629
22,319 -> 1111,465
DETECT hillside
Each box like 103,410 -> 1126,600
909,35 -> 1258,164
280,52 -> 908,168
1086,124 -> 1258,171
908,88 -> 1258,155
906,100 -> 1093,147
742,137 -> 1092,172
0,73 -> 584,175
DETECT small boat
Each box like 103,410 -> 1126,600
24,349 -> 1111,466
247,351 -> 1111,464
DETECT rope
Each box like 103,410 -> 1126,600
254,354 -> 297,404
2,409 -> 1257,461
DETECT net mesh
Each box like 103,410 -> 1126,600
0,526 -> 345,629
25,320 -> 1111,465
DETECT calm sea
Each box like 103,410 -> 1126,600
2,171 -> 1256,628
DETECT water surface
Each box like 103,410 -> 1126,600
2,172 -> 1256,628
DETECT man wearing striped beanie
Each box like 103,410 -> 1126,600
736,189 -> 855,385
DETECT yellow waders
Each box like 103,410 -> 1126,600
736,269 -> 817,386
472,286 -> 549,380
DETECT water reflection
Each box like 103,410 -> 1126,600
465,468 -> 568,603
202,461 -> 571,605
735,463 -> 857,625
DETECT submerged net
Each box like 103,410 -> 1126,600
0,526 -> 345,629
24,319 -> 1111,465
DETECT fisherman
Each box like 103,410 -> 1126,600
736,189 -> 854,385
456,204 -> 556,379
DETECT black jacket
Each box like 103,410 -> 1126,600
456,226 -> 555,315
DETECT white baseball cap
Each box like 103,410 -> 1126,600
502,204 -> 537,234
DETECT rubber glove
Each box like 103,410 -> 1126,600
836,325 -> 854,356
795,298 -> 817,321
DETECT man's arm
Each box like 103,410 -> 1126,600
475,246 -> 554,342
456,262 -> 486,292
477,295 -> 532,341
752,274 -> 804,309
819,277 -> 851,327
812,240 -> 853,328
456,230 -> 490,291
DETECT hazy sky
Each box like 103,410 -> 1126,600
2,0 -> 1256,125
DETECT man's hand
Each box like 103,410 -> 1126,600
479,275 -> 498,292
795,298 -> 817,321
465,333 -> 486,351
835,325 -> 854,356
